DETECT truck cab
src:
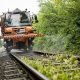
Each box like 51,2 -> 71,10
0,8 -> 42,52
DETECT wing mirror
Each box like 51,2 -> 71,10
0,17 -> 1,26
32,14 -> 38,23
34,15 -> 38,23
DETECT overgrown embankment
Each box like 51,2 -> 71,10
33,0 -> 80,54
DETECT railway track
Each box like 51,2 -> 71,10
0,47 -> 80,80
0,55 -> 30,80
0,49 -> 49,80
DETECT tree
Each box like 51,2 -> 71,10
33,0 -> 80,54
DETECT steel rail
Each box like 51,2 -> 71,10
10,53 -> 49,80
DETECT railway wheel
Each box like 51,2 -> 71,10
28,44 -> 33,51
6,46 -> 11,52
5,40 -> 13,52
27,38 -> 34,51
4,42 -> 11,52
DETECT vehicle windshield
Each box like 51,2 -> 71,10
5,12 -> 31,26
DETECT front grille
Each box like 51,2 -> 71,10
18,28 -> 25,33
13,28 -> 25,34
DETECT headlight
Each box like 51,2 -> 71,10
5,28 -> 13,33
25,26 -> 33,33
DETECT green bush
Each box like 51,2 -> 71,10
33,0 -> 80,54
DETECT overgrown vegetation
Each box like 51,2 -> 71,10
21,54 -> 80,80
33,0 -> 80,54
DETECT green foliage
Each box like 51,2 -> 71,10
33,0 -> 80,54
21,54 -> 80,80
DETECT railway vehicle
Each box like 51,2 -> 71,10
0,8 -> 43,52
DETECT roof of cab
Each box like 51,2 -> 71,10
13,8 -> 21,13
